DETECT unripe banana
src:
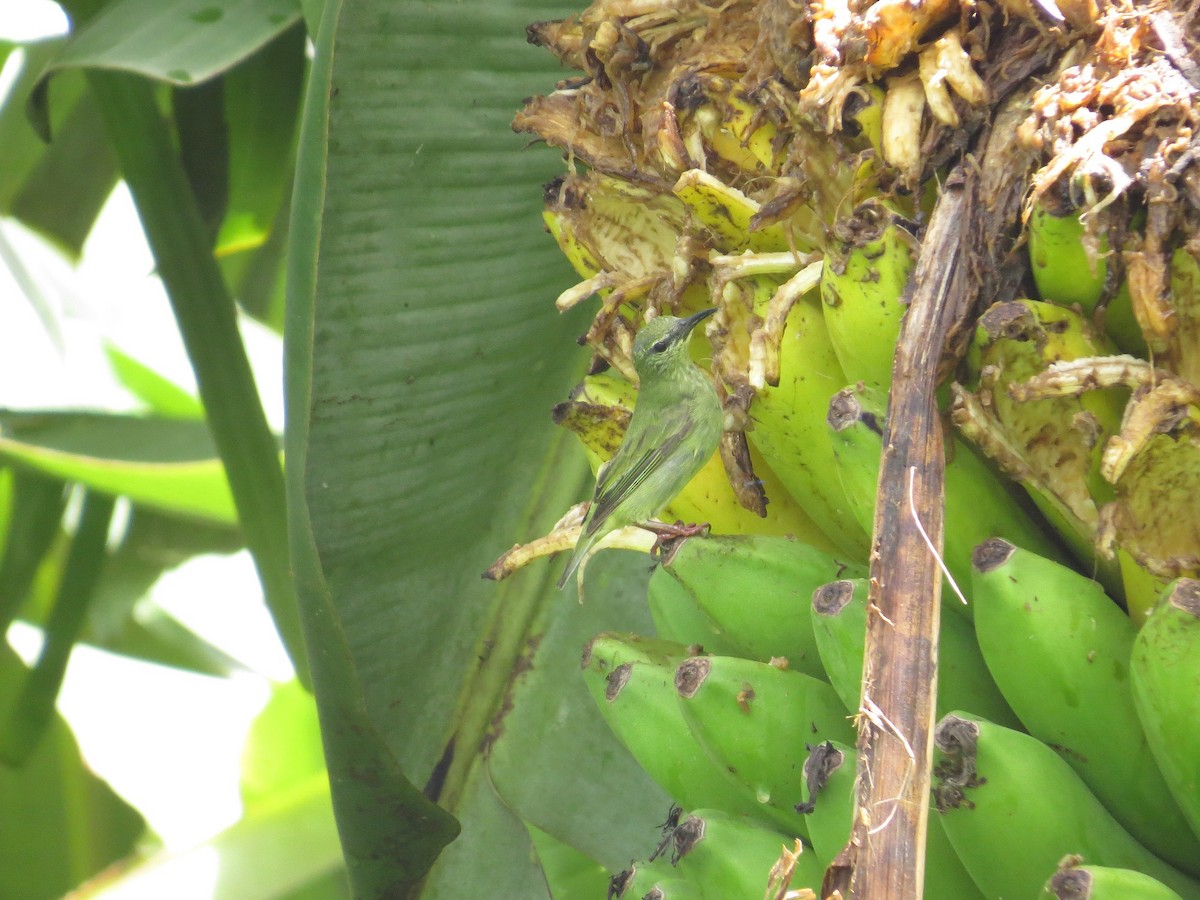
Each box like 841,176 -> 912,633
580,633 -> 804,833
673,655 -> 854,833
799,740 -> 984,899
682,77 -> 781,175
828,382 -> 1071,616
820,198 -> 916,392
810,578 -> 1021,729
1130,578 -> 1200,844
970,539 -> 1200,872
843,83 -> 886,157
649,534 -> 867,679
1026,197 -> 1146,355
952,298 -> 1127,598
933,713 -> 1200,899
554,371 -> 838,544
645,571 -> 736,658
665,808 -> 821,898
741,282 -> 873,559
671,168 -> 802,255
527,823 -> 609,899
1042,857 -> 1185,900
610,855 -> 707,900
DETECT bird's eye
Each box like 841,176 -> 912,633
651,339 -> 670,353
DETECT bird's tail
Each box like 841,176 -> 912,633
556,531 -> 599,591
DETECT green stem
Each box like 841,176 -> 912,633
85,69 -> 309,684
0,490 -> 113,764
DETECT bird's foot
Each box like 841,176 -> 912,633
644,520 -> 710,567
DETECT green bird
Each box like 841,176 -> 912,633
558,308 -> 723,589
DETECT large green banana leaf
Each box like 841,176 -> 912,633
1,0 -> 678,893
288,1 -> 674,894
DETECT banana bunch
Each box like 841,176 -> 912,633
568,532 -> 1200,896
501,0 -> 1200,896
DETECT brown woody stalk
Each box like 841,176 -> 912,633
832,81 -> 1042,899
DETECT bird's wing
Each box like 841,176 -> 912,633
585,404 -> 693,536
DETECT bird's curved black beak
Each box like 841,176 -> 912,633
678,307 -> 717,336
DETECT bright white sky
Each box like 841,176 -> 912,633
1,0 -> 298,871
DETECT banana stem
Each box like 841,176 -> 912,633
844,169 -> 970,900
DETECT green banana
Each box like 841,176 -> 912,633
527,823 -> 610,900
1042,857 -> 1185,900
827,382 -> 1071,617
799,740 -> 984,899
1130,578 -> 1200,844
970,539 -> 1200,872
933,712 -> 1200,899
951,298 -> 1127,598
645,571 -> 737,658
810,578 -> 1021,729
1026,197 -> 1146,355
609,855 -> 708,900
796,740 -> 855,870
738,279 -> 873,559
820,198 -> 916,393
673,655 -> 854,831
581,633 -> 806,833
649,534 -> 867,679
663,808 -> 822,898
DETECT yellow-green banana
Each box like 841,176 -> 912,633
810,578 -> 1021,728
543,172 -> 685,282
581,633 -> 806,834
1130,578 -> 1200,844
799,740 -> 984,899
970,539 -> 1200,872
820,198 -> 916,392
1042,857 -> 1185,900
828,382 -> 1071,616
673,655 -> 854,832
743,281 -> 872,559
671,168 -> 803,255
933,713 -> 1200,899
649,534 -> 867,680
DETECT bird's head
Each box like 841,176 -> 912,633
630,308 -> 716,380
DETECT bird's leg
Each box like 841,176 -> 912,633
642,519 -> 711,566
